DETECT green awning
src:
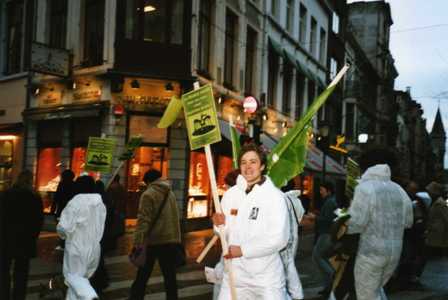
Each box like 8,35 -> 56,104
317,77 -> 326,88
283,50 -> 296,67
295,59 -> 310,78
269,38 -> 283,57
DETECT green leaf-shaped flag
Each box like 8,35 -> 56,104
157,96 -> 183,128
267,64 -> 350,188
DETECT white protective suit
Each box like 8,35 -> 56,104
217,175 -> 290,300
210,190 -> 304,300
347,164 -> 413,300
57,193 -> 106,300
282,190 -> 305,300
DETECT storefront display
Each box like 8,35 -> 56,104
126,146 -> 169,217
187,152 -> 233,219
36,147 -> 62,212
0,138 -> 14,191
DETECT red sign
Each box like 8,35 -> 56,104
243,96 -> 258,113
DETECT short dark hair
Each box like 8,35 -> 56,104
74,175 -> 96,194
61,169 -> 75,182
320,181 -> 334,194
143,169 -> 162,184
359,147 -> 397,172
238,143 -> 267,174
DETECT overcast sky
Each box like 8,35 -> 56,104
349,0 -> 448,165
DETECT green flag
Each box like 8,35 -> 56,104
267,64 -> 350,188
229,123 -> 241,169
157,96 -> 183,128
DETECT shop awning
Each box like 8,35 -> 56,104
296,59 -> 311,78
23,101 -> 110,121
269,38 -> 284,57
260,133 -> 346,176
283,50 -> 297,67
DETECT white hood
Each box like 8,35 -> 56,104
360,164 -> 391,182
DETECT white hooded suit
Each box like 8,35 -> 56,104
217,175 -> 290,300
57,193 -> 106,300
347,164 -> 413,300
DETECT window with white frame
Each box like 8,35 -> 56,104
224,9 -> 238,88
286,0 -> 294,33
310,17 -> 317,57
332,12 -> 340,34
299,4 -> 307,44
319,28 -> 326,64
330,58 -> 338,79
343,100 -> 357,141
271,0 -> 278,18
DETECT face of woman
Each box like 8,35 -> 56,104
240,151 -> 265,186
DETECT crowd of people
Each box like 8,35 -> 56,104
1,143 -> 448,299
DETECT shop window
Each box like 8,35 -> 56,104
0,139 -> 14,191
187,153 -> 233,219
216,155 -> 233,196
187,152 -> 210,219
36,147 -> 62,213
70,147 -> 98,179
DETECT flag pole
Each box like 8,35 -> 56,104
192,82 -> 237,299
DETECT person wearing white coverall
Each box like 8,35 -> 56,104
210,190 -> 305,300
347,149 -> 413,300
57,175 -> 106,300
212,144 -> 290,300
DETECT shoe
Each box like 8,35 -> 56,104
55,246 -> 64,251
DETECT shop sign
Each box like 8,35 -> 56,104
84,137 -> 116,173
114,95 -> 170,106
30,42 -> 71,77
73,77 -> 102,102
38,83 -> 63,106
182,84 -> 221,150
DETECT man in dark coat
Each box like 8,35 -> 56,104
1,170 -> 44,300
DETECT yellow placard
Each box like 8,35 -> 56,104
85,137 -> 116,173
182,85 -> 221,150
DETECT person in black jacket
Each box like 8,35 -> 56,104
1,170 -> 44,300
52,169 -> 75,218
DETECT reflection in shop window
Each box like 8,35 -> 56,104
71,147 -> 97,179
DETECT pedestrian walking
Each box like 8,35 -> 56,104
312,181 -> 338,298
346,148 -> 413,300
105,174 -> 127,248
212,143 -> 290,299
129,169 -> 181,300
57,175 -> 106,300
425,182 -> 448,257
52,169 -> 75,251
1,170 -> 44,300
89,180 -> 111,296
51,169 -> 75,219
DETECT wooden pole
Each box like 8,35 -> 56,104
192,81 -> 236,299
105,160 -> 125,190
196,234 -> 219,264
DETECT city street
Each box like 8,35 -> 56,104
26,222 -> 448,300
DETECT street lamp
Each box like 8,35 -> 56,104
318,122 -> 330,182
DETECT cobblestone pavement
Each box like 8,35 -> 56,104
26,222 -> 448,300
